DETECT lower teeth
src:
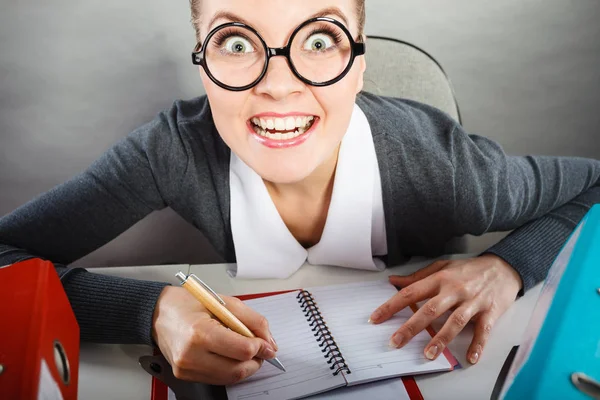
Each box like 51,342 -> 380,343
252,120 -> 314,140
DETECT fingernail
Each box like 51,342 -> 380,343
389,333 -> 404,348
469,352 -> 479,364
425,345 -> 439,360
269,334 -> 278,351
263,346 -> 276,359
370,310 -> 382,323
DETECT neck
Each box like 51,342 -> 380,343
265,145 -> 340,199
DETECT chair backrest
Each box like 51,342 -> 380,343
362,36 -> 461,124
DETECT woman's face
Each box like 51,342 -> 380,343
197,0 -> 365,184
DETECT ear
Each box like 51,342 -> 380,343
355,36 -> 367,94
355,54 -> 366,94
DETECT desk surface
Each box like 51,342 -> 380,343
81,258 -> 540,400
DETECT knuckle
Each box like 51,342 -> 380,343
455,284 -> 471,298
473,342 -> 484,353
239,343 -> 257,361
378,302 -> 392,316
256,316 -> 269,331
399,285 -> 414,299
403,324 -> 417,338
423,302 -> 437,317
436,268 -> 450,280
171,365 -> 188,380
191,326 -> 210,347
451,312 -> 469,329
482,323 -> 493,335
228,297 -> 243,308
231,365 -> 250,384
435,334 -> 450,347
171,351 -> 191,373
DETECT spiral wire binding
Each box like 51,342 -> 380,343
296,290 -> 351,376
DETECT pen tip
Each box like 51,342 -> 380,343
267,357 -> 286,372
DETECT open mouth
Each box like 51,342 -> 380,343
249,115 -> 318,141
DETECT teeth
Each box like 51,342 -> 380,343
252,116 -> 315,129
252,127 -> 305,140
250,115 -> 316,140
285,117 -> 295,130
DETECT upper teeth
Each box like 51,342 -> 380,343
252,116 -> 314,131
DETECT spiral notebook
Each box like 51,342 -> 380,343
226,280 -> 456,400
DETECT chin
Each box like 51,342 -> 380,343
253,163 -> 316,184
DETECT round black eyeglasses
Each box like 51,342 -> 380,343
191,17 -> 366,91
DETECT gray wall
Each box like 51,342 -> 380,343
1,1 -> 599,267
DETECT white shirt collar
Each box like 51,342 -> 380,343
229,103 -> 387,278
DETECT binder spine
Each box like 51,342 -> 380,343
297,290 -> 351,376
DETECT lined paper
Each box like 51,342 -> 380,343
227,281 -> 453,399
226,291 -> 346,400
307,280 -> 452,385
307,377 -> 411,400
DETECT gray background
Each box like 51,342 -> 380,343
1,0 -> 599,267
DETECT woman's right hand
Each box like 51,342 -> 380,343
151,286 -> 278,385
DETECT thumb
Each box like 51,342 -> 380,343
389,260 -> 450,287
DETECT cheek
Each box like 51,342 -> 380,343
201,70 -> 248,138
313,77 -> 359,131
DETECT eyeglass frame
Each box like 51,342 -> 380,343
191,16 -> 366,92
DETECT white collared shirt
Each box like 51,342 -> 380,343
228,103 -> 387,278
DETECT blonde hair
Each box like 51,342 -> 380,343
189,0 -> 366,43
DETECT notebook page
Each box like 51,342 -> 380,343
226,291 -> 346,400
307,280 -> 453,385
307,377 -> 410,400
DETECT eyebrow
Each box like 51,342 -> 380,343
206,6 -> 350,33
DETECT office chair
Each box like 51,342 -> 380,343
362,35 -> 462,124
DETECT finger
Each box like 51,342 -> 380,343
423,301 -> 479,360
172,350 -> 263,385
389,260 -> 451,287
224,296 -> 278,351
467,311 -> 497,364
203,321 -> 276,361
389,294 -> 458,349
370,277 -> 439,324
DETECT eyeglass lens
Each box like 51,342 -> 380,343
204,20 -> 353,88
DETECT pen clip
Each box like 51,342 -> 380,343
176,272 -> 226,305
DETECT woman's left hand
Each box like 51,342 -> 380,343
368,254 -> 523,365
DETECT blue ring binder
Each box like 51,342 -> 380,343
493,204 -> 600,400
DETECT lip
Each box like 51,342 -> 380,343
247,117 -> 319,149
251,112 -> 316,119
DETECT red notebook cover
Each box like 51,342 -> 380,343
150,289 -> 458,400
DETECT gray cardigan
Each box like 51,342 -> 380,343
1,91 -> 599,345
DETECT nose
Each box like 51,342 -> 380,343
253,56 -> 305,100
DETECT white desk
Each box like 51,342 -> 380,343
80,258 -> 541,400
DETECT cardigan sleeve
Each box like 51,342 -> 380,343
0,106 -> 190,344
448,122 -> 600,294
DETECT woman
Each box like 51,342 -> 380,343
1,0 -> 599,386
